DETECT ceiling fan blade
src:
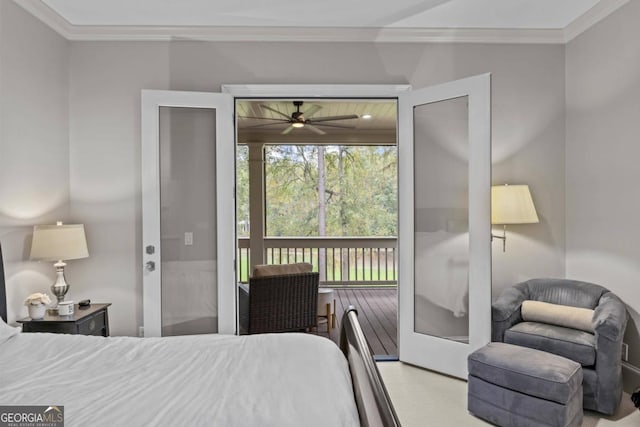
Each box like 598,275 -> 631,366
260,104 -> 292,120
310,123 -> 356,129
238,116 -> 290,122
308,114 -> 359,123
305,124 -> 326,135
303,104 -> 322,119
281,124 -> 296,134
245,122 -> 291,129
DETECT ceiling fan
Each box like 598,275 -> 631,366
241,101 -> 359,135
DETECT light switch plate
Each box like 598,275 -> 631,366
184,232 -> 193,246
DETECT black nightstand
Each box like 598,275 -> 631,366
17,303 -> 111,336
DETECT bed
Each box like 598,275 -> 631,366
0,244 -> 400,426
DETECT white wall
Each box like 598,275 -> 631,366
171,42 -> 566,298
69,43 -> 170,336
566,1 -> 640,365
0,1 -> 69,322
66,40 -> 566,335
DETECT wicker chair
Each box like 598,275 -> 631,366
239,263 -> 319,334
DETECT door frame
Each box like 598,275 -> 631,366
221,84 -> 411,98
141,90 -> 236,336
222,83 -> 409,340
223,83 -> 410,292
397,73 -> 492,378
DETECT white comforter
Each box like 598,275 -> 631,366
0,324 -> 360,427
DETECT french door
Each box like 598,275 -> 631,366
139,81 -> 491,378
141,90 -> 235,337
398,74 -> 492,378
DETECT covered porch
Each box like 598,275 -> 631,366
237,237 -> 398,356
315,287 -> 397,357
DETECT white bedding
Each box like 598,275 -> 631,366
0,323 -> 360,427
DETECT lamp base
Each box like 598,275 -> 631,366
51,261 -> 69,304
491,225 -> 507,252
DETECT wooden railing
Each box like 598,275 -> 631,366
237,237 -> 397,287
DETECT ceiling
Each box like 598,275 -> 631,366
40,0 -> 598,28
18,0 -> 628,43
237,100 -> 397,145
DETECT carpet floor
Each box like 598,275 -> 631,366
377,362 -> 640,427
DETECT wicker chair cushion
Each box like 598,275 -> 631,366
252,263 -> 313,278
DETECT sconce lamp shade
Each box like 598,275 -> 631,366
491,185 -> 539,225
30,223 -> 89,262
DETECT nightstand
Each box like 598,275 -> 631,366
17,303 -> 111,336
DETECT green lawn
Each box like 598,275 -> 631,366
237,255 -> 397,283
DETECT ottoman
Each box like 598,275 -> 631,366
468,342 -> 583,427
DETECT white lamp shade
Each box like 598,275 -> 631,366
491,185 -> 539,225
30,223 -> 89,261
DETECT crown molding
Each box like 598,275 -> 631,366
563,0 -> 629,43
14,0 -> 73,38
14,0 -> 625,45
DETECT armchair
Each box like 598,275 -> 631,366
239,263 -> 319,334
492,278 -> 628,415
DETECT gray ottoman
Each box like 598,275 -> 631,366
468,342 -> 583,427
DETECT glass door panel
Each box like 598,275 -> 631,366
159,107 -> 218,336
413,96 -> 469,342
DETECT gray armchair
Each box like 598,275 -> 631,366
492,278 -> 628,415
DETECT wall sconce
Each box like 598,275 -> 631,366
491,184 -> 539,252
30,221 -> 89,304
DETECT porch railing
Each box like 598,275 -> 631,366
237,237 -> 397,287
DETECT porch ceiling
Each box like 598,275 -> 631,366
237,99 -> 397,145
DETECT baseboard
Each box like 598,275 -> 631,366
622,361 -> 640,393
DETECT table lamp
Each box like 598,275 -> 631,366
30,221 -> 89,304
491,184 -> 539,252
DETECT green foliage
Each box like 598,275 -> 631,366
236,145 -> 250,237
263,145 -> 397,237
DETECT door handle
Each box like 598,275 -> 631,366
145,261 -> 156,272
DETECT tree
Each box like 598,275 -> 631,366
263,144 -> 397,237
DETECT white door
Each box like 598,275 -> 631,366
141,90 -> 235,337
398,74 -> 491,378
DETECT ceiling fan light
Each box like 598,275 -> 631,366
362,114 -> 372,119
292,122 -> 305,128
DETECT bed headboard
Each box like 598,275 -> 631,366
0,244 -> 7,322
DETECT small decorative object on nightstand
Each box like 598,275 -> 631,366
17,303 -> 111,336
24,292 -> 52,320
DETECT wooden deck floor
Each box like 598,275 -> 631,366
316,287 -> 397,357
